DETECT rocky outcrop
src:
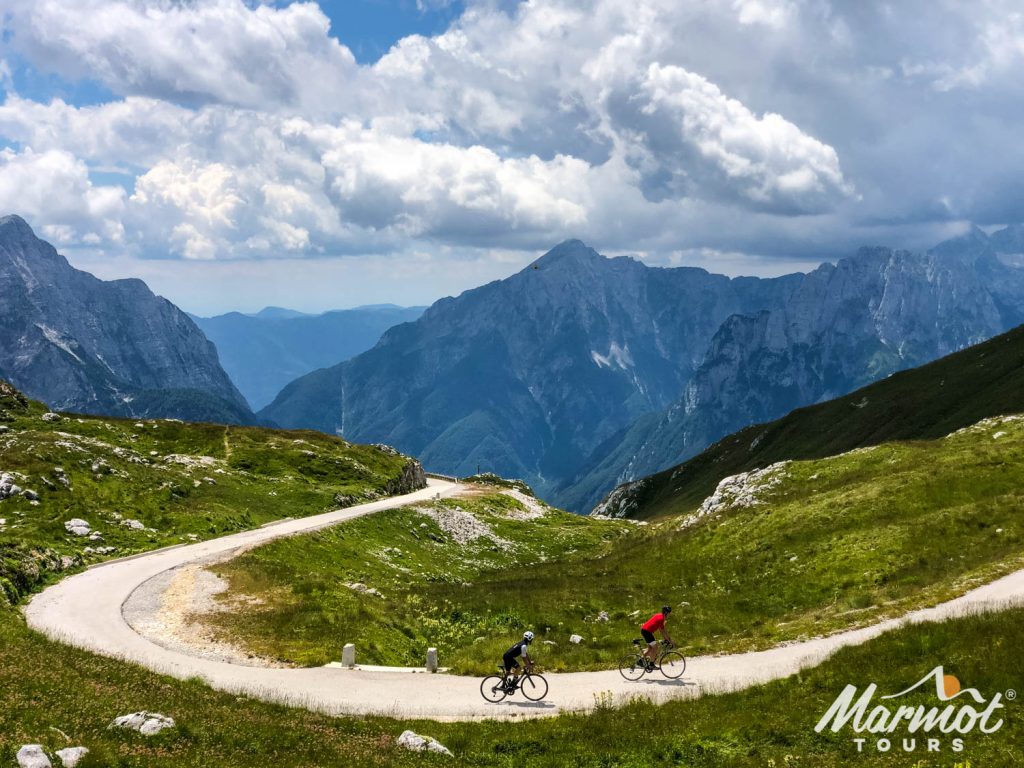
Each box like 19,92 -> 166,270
64,519 -> 91,536
109,712 -> 175,735
1,472 -> 25,500
0,544 -> 80,605
591,477 -> 651,519
0,379 -> 29,419
384,459 -> 427,496
0,215 -> 256,424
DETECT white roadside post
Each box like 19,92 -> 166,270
426,647 -> 438,673
342,643 -> 356,668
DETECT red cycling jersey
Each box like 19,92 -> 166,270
642,613 -> 665,633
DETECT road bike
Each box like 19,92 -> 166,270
618,639 -> 686,681
480,665 -> 549,702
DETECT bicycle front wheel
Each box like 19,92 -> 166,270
619,653 -> 646,681
480,675 -> 508,703
659,650 -> 687,679
520,673 -> 548,701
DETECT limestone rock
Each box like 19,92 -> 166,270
64,519 -> 91,536
55,747 -> 89,768
41,412 -> 61,422
396,730 -> 452,756
16,745 -> 51,768
569,634 -> 584,644
109,711 -> 175,735
345,582 -> 383,598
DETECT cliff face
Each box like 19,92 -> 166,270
0,215 -> 255,424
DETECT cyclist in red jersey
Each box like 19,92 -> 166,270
640,606 -> 674,670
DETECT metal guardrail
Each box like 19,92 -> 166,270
425,472 -> 459,483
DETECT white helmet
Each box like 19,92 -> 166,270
523,631 -> 535,643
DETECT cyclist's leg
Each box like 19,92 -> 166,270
641,629 -> 657,661
503,655 -> 519,687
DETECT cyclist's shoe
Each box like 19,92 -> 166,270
644,661 -> 657,672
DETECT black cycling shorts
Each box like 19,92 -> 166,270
641,629 -> 656,644
502,653 -> 520,672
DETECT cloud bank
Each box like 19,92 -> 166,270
0,0 -> 1021,308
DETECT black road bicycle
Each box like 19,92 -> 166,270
619,639 -> 686,681
480,665 -> 549,702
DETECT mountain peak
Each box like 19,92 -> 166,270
928,225 -> 991,262
0,214 -> 39,242
990,223 -> 1024,254
530,239 -> 604,269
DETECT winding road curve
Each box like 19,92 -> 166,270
24,478 -> 1024,721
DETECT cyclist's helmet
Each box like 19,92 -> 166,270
662,605 -> 673,614
523,631 -> 535,643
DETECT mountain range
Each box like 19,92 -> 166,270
0,215 -> 256,424
558,226 -> 1024,510
593,320 -> 1024,519
192,305 -> 424,410
263,227 -> 1024,511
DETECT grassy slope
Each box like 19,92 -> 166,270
602,322 -> 1024,519
0,383 -> 417,603
1,598 -> 1021,767
210,416 -> 1024,674
207,490 -> 636,668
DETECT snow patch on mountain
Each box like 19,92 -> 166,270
591,342 -> 634,370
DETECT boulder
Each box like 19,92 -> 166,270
55,747 -> 89,768
84,546 -> 117,555
109,711 -> 175,735
345,582 -> 383,598
64,519 -> 91,536
569,634 -> 584,644
121,519 -> 145,531
596,611 -> 609,622
396,730 -> 452,756
16,745 -> 51,768
0,473 -> 16,499
23,489 -> 39,501
41,412 -> 61,422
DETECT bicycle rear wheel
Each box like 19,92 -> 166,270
480,675 -> 508,702
659,650 -> 687,679
520,673 -> 548,701
619,653 -> 646,681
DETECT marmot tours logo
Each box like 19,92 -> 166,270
815,666 -> 1012,754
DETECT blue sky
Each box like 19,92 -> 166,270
0,1 -> 1021,314
316,0 -> 465,63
